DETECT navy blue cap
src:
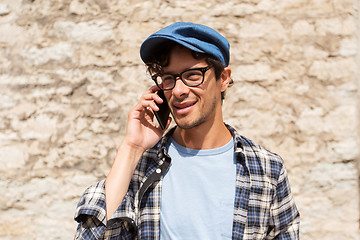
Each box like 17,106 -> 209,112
140,22 -> 230,67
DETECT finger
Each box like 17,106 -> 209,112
141,93 -> 163,104
134,86 -> 164,113
135,98 -> 160,112
141,94 -> 165,109
148,85 -> 160,93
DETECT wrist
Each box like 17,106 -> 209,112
116,140 -> 145,167
119,137 -> 146,153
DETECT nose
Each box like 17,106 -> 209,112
171,77 -> 190,99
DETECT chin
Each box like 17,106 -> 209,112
174,117 -> 206,130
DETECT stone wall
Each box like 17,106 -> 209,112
0,0 -> 359,239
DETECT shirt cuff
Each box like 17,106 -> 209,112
74,179 -> 107,226
74,179 -> 137,230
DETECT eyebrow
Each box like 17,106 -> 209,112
162,66 -> 206,75
162,71 -> 177,75
162,69 -> 186,75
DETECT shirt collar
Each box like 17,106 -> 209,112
225,123 -> 244,154
157,124 -> 244,155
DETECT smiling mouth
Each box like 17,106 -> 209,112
173,101 -> 196,109
171,101 -> 197,115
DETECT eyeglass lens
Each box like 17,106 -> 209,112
154,68 -> 206,90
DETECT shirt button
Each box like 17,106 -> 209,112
156,168 -> 161,174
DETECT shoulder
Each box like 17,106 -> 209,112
228,124 -> 284,186
134,145 -> 159,177
241,135 -> 283,170
134,129 -> 173,179
140,127 -> 175,166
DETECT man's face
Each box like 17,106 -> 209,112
163,46 -> 226,130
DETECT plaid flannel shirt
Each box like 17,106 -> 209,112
74,125 -> 300,239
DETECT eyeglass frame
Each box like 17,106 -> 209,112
151,65 -> 213,91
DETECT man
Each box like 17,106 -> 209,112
74,22 -> 300,239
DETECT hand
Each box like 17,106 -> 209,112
123,85 -> 171,154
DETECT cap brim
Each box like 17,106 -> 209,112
140,36 -> 205,64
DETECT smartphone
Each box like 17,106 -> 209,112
154,90 -> 171,130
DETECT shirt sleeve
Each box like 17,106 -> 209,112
74,179 -> 137,239
268,166 -> 300,239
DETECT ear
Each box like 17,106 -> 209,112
220,67 -> 232,92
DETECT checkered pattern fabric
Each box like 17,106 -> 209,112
74,125 -> 300,239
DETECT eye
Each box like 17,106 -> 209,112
161,74 -> 175,82
183,70 -> 202,81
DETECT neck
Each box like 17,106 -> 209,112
172,120 -> 232,150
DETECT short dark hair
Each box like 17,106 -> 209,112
145,41 -> 233,100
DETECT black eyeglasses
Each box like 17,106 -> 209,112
152,66 -> 213,91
